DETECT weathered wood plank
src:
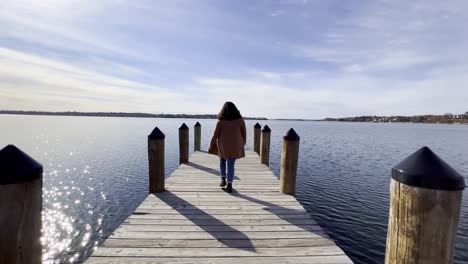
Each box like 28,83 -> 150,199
165,182 -> 280,186
127,214 -> 315,220
165,187 -> 280,191
86,255 -> 353,264
141,195 -> 301,202
164,188 -> 280,192
118,224 -> 322,232
136,205 -> 304,210
138,201 -> 300,206
91,246 -> 344,257
109,231 -> 328,240
148,191 -> 292,196
144,194 -> 298,200
132,209 -> 308,215
101,238 -> 334,248
122,218 -> 317,226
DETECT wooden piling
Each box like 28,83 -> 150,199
194,122 -> 201,151
148,127 -> 165,193
179,123 -> 189,164
253,123 -> 261,155
260,125 -> 271,166
279,128 -> 300,196
385,146 -> 465,264
0,145 -> 43,264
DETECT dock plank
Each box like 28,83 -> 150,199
86,256 -> 353,264
91,246 -> 344,257
86,151 -> 352,263
101,237 -> 335,248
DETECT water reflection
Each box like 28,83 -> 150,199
42,208 -> 74,262
42,170 -> 106,263
38,140 -> 106,263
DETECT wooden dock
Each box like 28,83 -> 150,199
86,151 -> 352,263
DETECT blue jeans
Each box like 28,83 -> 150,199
220,158 -> 236,183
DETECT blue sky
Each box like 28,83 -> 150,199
1,0 -> 467,119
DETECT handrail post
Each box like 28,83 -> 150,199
148,127 -> 165,193
194,122 -> 201,151
279,129 -> 300,195
385,146 -> 465,264
0,145 -> 43,264
260,125 -> 271,166
253,123 -> 261,155
179,123 -> 189,164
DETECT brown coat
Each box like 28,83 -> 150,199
209,118 -> 246,159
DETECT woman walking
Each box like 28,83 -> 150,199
209,102 -> 246,193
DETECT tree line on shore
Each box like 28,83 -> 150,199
0,110 -> 267,120
324,112 -> 468,124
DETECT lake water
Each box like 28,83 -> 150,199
1,115 -> 468,263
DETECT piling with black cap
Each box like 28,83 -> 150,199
280,129 -> 300,195
253,123 -> 261,155
0,145 -> 43,264
260,125 -> 271,166
194,122 -> 201,151
385,146 -> 465,264
179,123 -> 189,164
148,127 -> 165,193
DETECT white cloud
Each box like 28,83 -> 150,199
271,10 -> 285,17
295,0 -> 468,75
195,64 -> 468,119
3,45 -> 465,119
0,48 -> 192,113
252,71 -> 283,80
0,1 -> 134,57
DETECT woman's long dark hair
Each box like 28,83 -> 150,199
217,102 -> 242,120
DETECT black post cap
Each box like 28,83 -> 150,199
148,127 -> 165,140
194,122 -> 201,127
392,146 -> 465,191
179,123 -> 189,130
0,145 -> 43,185
262,125 -> 271,132
284,128 -> 300,141
254,123 -> 261,129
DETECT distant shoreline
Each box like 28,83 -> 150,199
0,110 -> 267,120
317,120 -> 468,125
271,118 -> 320,121
321,114 -> 468,125
3,111 -> 467,124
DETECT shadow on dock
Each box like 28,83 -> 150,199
231,192 -> 329,239
185,162 -> 240,180
154,192 -> 256,252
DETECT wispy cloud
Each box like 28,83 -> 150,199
271,10 -> 285,17
195,65 -> 468,118
294,0 -> 468,76
0,48 -> 188,112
